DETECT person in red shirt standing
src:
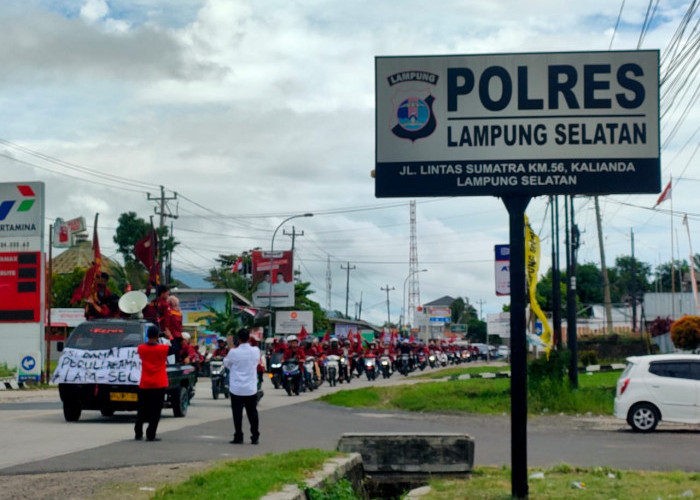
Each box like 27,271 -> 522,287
135,326 -> 170,442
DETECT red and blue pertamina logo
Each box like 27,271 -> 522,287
387,70 -> 438,142
0,185 -> 36,221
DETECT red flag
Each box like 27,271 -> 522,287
355,330 -> 363,346
134,227 -> 159,287
347,330 -> 354,349
409,334 -> 415,343
298,326 -> 308,341
322,332 -> 330,343
71,214 -> 101,304
232,257 -> 243,273
655,180 -> 672,207
390,330 -> 397,345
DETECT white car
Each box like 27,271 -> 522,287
614,354 -> 700,432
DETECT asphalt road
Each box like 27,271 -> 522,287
1,367 -> 698,476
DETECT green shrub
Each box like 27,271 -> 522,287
528,350 -> 569,389
579,350 -> 598,366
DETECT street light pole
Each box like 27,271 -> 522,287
267,213 -> 313,338
402,269 -> 427,331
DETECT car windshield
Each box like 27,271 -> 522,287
65,322 -> 147,350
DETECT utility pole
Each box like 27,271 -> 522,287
341,262 -> 355,318
594,196 -> 614,333
147,185 -> 178,284
565,195 -> 579,388
381,284 -> 395,327
474,299 -> 486,320
631,228 -> 637,334
551,195 -> 563,350
283,225 -> 304,252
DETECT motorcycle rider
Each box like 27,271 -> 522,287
212,337 -> 229,358
301,336 -> 320,386
282,335 -> 305,394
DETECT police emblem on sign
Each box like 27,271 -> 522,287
387,71 -> 438,142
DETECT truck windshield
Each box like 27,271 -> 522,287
65,322 -> 148,350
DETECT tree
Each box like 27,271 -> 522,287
51,269 -> 86,308
113,212 -> 178,286
450,297 -> 478,324
200,292 -> 243,337
670,315 -> 700,351
113,212 -> 150,264
205,253 -> 253,299
288,281 -> 329,333
576,263 -> 605,306
609,255 -> 651,303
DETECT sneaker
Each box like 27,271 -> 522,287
229,438 -> 243,444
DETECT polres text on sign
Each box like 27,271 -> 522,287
375,50 -> 660,197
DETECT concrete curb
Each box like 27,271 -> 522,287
260,453 -> 364,500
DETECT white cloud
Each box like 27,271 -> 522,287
0,0 -> 697,326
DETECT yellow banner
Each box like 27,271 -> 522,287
525,215 -> 552,353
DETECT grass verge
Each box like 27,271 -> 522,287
425,464 -> 699,499
319,371 -> 619,415
151,449 -> 340,500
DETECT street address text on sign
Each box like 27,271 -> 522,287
375,50 -> 660,198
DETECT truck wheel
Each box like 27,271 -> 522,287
173,386 -> 189,418
63,401 -> 82,422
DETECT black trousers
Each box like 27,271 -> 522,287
230,393 -> 259,441
135,387 -> 166,440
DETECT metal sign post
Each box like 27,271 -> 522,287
503,195 -> 530,498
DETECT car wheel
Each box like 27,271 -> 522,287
628,403 -> 659,432
100,408 -> 115,417
63,401 -> 82,422
173,386 -> 189,418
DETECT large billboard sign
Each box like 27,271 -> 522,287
375,50 -> 660,197
251,250 -> 295,307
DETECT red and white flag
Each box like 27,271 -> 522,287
232,257 -> 243,273
655,180 -> 672,207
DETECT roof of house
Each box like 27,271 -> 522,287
423,295 -> 456,307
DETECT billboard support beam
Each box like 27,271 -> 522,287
503,195 -> 530,500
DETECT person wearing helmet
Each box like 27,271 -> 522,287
326,337 -> 343,356
282,335 -> 305,394
282,335 -> 305,364
213,337 -> 229,358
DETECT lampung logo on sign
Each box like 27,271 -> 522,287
0,185 -> 35,221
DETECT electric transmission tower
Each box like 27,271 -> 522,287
325,255 -> 332,311
408,200 -> 421,327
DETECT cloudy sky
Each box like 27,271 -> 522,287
1,0 -> 698,327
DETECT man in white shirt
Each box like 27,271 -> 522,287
223,328 -> 261,444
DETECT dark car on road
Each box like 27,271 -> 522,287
53,319 -> 197,422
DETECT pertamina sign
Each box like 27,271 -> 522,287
375,50 -> 660,197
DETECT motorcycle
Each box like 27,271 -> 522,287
397,353 -> 412,376
268,351 -> 284,389
417,352 -> 427,371
460,349 -> 471,363
363,354 -> 377,381
379,354 -> 392,378
439,352 -> 448,367
209,357 -> 229,400
303,356 -> 319,391
325,354 -> 340,387
339,355 -> 351,384
428,353 -> 437,369
351,353 -> 363,379
281,358 -> 301,396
